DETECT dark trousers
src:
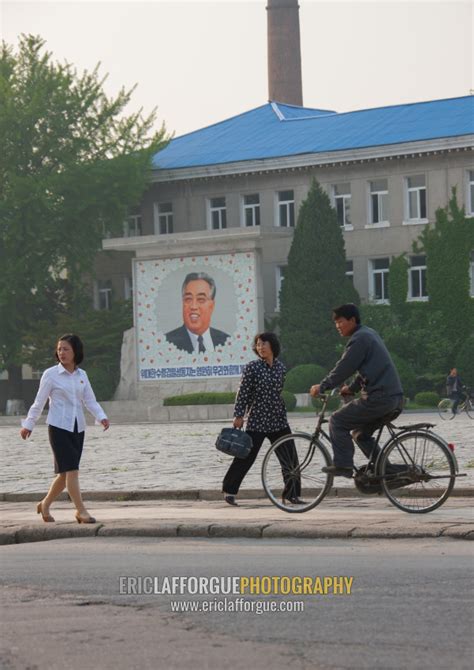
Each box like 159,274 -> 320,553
222,427 -> 300,497
328,395 -> 404,469
450,392 -> 465,414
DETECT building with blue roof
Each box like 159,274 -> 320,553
104,94 -> 474,314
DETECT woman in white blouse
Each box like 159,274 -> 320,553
20,334 -> 110,524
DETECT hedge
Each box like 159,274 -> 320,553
282,390 -> 297,411
163,392 -> 235,406
414,391 -> 439,407
284,364 -> 327,394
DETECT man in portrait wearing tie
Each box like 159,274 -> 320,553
165,272 -> 230,354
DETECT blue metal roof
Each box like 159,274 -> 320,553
153,96 -> 474,171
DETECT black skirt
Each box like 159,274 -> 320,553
48,421 -> 85,473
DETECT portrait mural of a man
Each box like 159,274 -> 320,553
165,272 -> 230,354
135,252 -> 258,380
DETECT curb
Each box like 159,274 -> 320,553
2,487 -> 474,503
1,521 -> 473,545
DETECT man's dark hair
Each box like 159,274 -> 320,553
252,332 -> 281,358
182,272 -> 216,299
332,303 -> 361,325
55,334 -> 84,365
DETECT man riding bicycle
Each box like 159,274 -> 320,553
310,303 -> 404,477
446,368 -> 466,415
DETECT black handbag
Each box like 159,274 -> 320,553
215,427 -> 253,459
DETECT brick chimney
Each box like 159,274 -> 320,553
267,0 -> 303,106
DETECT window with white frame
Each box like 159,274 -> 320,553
409,255 -> 428,300
95,280 -> 112,310
332,183 -> 352,228
277,190 -> 295,227
345,260 -> 354,283
467,170 -> 474,217
470,251 -> 474,297
154,202 -> 173,234
124,276 -> 133,301
123,213 -> 142,237
368,179 -> 389,225
275,265 -> 287,311
405,175 -> 427,222
369,258 -> 390,302
242,194 -> 260,227
209,197 -> 227,230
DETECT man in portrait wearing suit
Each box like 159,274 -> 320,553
165,272 -> 230,354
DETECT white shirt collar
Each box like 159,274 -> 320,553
57,363 -> 78,375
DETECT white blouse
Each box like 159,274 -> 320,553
22,364 -> 107,433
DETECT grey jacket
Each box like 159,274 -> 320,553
319,325 -> 403,397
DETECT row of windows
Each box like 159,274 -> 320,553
275,252 -> 474,311
95,251 -> 474,311
334,174 -> 430,228
124,170 -> 474,236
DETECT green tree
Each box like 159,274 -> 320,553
361,190 -> 473,392
23,301 -> 133,401
0,35 -> 169,399
279,179 -> 359,368
415,188 -> 474,352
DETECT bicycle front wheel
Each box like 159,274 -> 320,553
465,398 -> 474,419
437,398 -> 454,420
379,432 -> 455,513
261,432 -> 333,513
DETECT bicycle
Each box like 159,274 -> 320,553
261,391 -> 465,514
437,388 -> 474,420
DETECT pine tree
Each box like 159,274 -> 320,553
279,179 -> 359,368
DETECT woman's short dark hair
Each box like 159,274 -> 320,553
332,303 -> 361,325
252,332 -> 281,358
55,334 -> 84,365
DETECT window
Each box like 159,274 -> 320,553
409,255 -> 428,300
369,258 -> 390,303
467,170 -> 474,217
124,276 -> 133,301
275,265 -> 287,311
242,194 -> 260,227
209,197 -> 227,230
123,213 -> 142,237
332,183 -> 352,229
154,202 -> 173,234
277,190 -> 295,227
405,175 -> 427,222
368,179 -> 389,225
345,260 -> 354,283
96,280 -> 112,310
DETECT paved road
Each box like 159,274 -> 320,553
0,537 -> 473,670
1,412 -> 473,493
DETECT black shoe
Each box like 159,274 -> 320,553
283,496 -> 307,505
322,465 -> 353,478
224,495 -> 239,506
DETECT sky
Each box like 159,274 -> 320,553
1,0 -> 472,139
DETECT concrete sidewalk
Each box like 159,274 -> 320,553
1,493 -> 473,545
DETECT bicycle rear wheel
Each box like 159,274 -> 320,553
261,432 -> 333,513
379,431 -> 455,513
437,398 -> 454,420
